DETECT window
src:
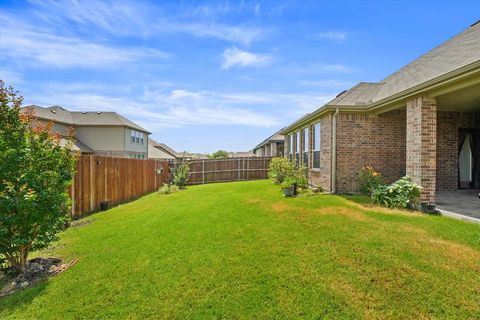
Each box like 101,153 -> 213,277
288,134 -> 293,161
303,128 -> 309,167
313,123 -> 321,169
130,129 -> 145,144
295,131 -> 300,164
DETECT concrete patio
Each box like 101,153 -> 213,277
436,189 -> 480,222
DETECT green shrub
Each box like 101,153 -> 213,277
293,165 -> 308,189
268,157 -> 294,184
279,165 -> 308,191
207,150 -> 229,159
159,184 -> 179,194
0,81 -> 76,273
371,176 -> 421,208
172,161 -> 190,189
358,166 -> 384,195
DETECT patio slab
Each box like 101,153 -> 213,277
436,189 -> 480,221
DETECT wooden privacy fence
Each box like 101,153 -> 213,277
70,155 -> 169,218
175,157 -> 272,185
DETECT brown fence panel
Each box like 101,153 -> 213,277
172,157 -> 272,185
70,155 -> 170,218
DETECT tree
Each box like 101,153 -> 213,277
0,81 -> 76,273
207,150 -> 229,159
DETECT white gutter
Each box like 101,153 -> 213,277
331,108 -> 339,194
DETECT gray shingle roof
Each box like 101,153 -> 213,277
327,82 -> 383,106
372,21 -> 480,102
254,128 -> 285,150
282,22 -> 480,134
24,105 -> 150,133
152,142 -> 180,158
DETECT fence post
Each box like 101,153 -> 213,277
71,177 -> 75,217
202,160 -> 205,184
263,157 -> 266,179
237,158 -> 240,181
89,154 -> 94,213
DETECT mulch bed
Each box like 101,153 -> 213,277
0,257 -> 77,298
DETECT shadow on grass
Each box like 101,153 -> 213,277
0,277 -> 49,314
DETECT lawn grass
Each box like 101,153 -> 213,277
1,180 -> 479,319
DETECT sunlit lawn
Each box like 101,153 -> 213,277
1,180 -> 479,319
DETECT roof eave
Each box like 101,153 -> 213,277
282,60 -> 480,134
367,60 -> 480,114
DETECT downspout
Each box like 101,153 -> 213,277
331,108 -> 340,194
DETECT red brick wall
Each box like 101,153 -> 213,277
436,111 -> 480,191
406,97 -> 437,203
335,109 -> 406,193
309,113 -> 332,191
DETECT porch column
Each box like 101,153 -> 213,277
271,142 -> 277,157
406,96 -> 437,204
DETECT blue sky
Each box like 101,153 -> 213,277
1,0 -> 479,153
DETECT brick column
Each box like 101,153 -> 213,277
406,96 -> 437,204
271,142 -> 277,157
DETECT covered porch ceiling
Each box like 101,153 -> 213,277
435,81 -> 480,112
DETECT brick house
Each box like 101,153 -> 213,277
281,22 -> 480,206
253,129 -> 285,157
24,105 -> 151,159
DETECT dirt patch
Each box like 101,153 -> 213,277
270,202 -> 296,213
395,225 -> 480,271
0,257 -> 77,298
70,219 -> 93,228
347,200 -> 420,217
314,206 -> 370,221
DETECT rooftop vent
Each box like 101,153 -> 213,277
471,20 -> 480,27
97,112 -> 102,114
82,112 -> 87,114
336,90 -> 348,98
50,109 -> 57,114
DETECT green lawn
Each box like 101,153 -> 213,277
1,180 -> 480,319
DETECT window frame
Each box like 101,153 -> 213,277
303,127 -> 309,168
312,122 -> 321,169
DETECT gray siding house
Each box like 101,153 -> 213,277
24,105 -> 151,159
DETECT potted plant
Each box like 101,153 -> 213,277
281,177 -> 296,197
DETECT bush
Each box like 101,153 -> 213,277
172,161 -> 190,188
358,166 -> 384,195
207,150 -> 229,159
293,165 -> 308,189
268,157 -> 294,184
371,176 -> 421,208
0,81 -> 76,274
159,184 -> 179,194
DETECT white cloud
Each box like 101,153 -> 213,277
26,0 -> 265,45
311,31 -> 347,42
0,70 -> 24,85
0,15 -> 169,68
222,47 -> 272,70
299,80 -> 352,88
25,83 -> 335,131
282,63 -> 353,75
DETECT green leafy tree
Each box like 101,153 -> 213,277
172,161 -> 190,189
0,81 -> 76,273
207,150 -> 229,159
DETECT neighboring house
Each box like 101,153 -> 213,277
152,142 -> 181,159
24,105 -> 151,159
228,151 -> 255,158
148,139 -> 177,160
253,129 -> 285,157
281,21 -> 480,205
